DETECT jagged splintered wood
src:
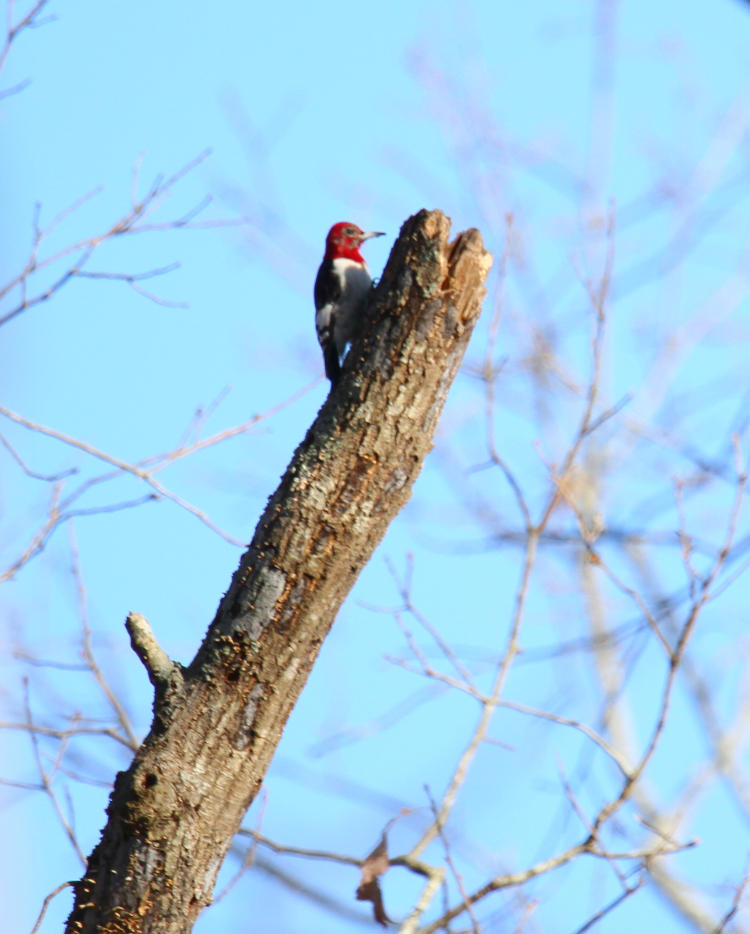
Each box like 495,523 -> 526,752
66,209 -> 492,934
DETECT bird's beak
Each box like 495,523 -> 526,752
360,231 -> 385,241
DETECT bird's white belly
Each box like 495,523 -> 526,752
331,258 -> 372,351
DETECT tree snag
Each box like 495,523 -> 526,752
65,209 -> 492,934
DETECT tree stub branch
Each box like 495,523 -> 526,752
66,209 -> 492,934
125,612 -> 180,690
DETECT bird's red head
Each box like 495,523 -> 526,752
324,222 -> 385,262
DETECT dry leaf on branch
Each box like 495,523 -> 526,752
356,834 -> 391,927
355,810 -> 413,926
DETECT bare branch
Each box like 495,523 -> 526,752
69,527 -> 139,748
0,405 -> 245,546
569,878 -> 645,934
22,679 -> 86,866
237,828 -> 363,868
0,151 -> 240,328
0,0 -> 54,83
30,881 -> 74,934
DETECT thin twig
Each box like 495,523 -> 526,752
29,880 -> 74,934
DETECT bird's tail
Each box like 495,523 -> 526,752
323,344 -> 341,387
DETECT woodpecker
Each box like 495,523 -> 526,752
314,222 -> 384,387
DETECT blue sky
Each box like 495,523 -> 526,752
3,1 -> 750,932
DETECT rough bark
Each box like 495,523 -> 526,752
65,209 -> 492,934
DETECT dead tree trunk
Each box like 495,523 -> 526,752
65,209 -> 492,934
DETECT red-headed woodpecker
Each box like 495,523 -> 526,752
314,222 -> 384,387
